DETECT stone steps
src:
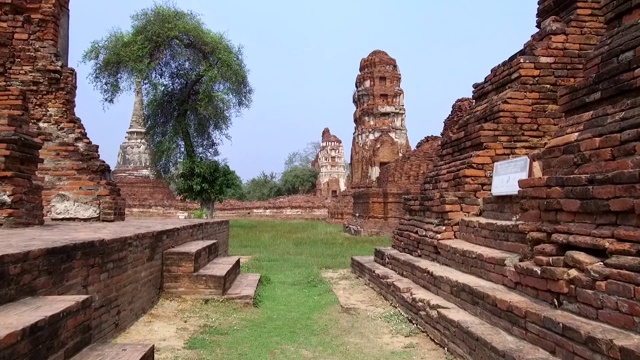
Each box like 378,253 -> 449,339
163,255 -> 241,297
224,273 -> 261,305
196,256 -> 242,295
163,240 -> 219,274
434,239 -> 521,286
0,296 -> 92,360
161,240 -> 259,304
374,247 -> 640,360
352,256 -> 557,360
71,343 -> 154,360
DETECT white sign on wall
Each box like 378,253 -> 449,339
491,157 -> 530,196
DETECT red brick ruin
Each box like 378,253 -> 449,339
0,0 -> 125,226
343,50 -> 441,235
354,0 -> 640,359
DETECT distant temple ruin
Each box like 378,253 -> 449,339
313,128 -> 348,198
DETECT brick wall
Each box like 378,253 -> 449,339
396,3 -> 607,249
515,0 -> 640,330
114,176 -> 199,218
0,0 -> 125,222
0,88 -> 44,227
216,195 -> 328,220
0,220 -> 229,341
347,135 -> 442,236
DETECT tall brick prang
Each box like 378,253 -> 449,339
350,50 -> 411,189
0,0 -> 125,222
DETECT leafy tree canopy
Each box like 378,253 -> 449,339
82,2 -> 253,177
280,166 -> 318,196
284,141 -> 321,170
244,172 -> 282,201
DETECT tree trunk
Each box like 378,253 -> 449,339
200,199 -> 214,219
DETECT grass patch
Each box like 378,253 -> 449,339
377,309 -> 421,337
186,219 -> 393,359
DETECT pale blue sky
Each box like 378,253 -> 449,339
70,1 -> 538,181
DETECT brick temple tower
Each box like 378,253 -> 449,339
349,50 -> 411,189
313,128 -> 348,198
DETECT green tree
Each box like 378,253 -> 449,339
284,141 -> 321,170
244,172 -> 282,201
81,3 -> 252,213
175,160 -> 241,217
280,166 -> 318,195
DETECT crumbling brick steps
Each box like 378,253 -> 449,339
352,256 -> 556,360
162,241 -> 259,303
70,343 -> 154,360
224,273 -> 262,305
370,248 -> 640,360
0,296 -> 92,360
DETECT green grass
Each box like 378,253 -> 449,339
184,219 -> 438,359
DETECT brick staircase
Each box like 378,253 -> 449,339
353,213 -> 640,360
0,296 -> 154,360
0,229 -> 257,360
162,240 -> 261,304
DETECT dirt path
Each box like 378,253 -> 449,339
320,269 -> 447,360
115,269 -> 449,360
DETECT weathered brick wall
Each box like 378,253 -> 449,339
0,0 -> 125,222
515,0 -> 640,330
216,195 -> 328,220
113,177 -> 200,218
397,2 -> 606,250
327,189 -> 353,222
0,220 -> 229,341
376,136 -> 442,191
347,133 -> 442,236
0,88 -> 44,227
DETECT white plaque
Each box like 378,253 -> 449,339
491,157 -> 530,196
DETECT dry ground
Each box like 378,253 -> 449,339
116,269 -> 448,360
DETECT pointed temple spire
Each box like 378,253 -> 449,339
129,80 -> 145,130
113,80 -> 153,178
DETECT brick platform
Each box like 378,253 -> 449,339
0,219 -> 229,344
